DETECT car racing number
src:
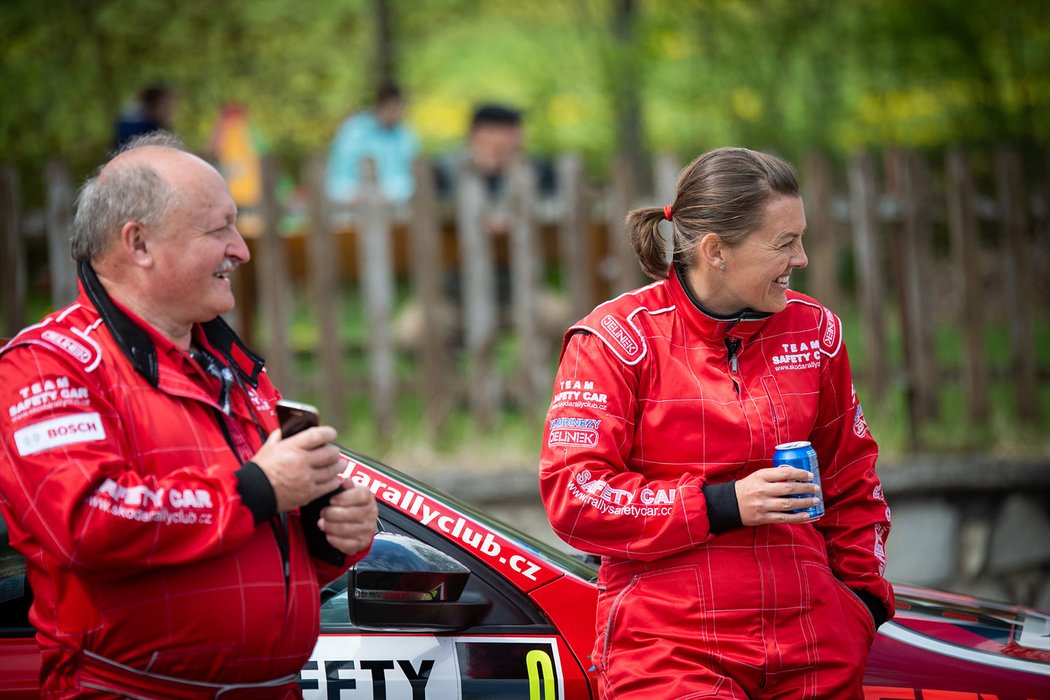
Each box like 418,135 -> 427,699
300,635 -> 564,699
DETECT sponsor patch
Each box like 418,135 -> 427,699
819,308 -> 842,357
13,412 -> 105,456
600,315 -> 639,356
853,404 -> 870,438
548,417 -> 601,448
41,330 -> 93,364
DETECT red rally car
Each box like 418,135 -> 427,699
0,447 -> 1048,698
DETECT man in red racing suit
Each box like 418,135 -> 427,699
540,265 -> 893,698
0,136 -> 375,698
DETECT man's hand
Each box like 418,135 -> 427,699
317,484 -> 378,555
735,467 -> 821,526
252,427 -> 343,513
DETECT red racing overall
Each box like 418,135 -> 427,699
0,266 -> 370,698
540,265 -> 893,699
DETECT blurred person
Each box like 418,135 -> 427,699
326,82 -> 419,206
434,102 -> 556,234
0,132 -> 377,697
114,83 -> 176,150
539,147 -> 893,698
210,102 -> 265,236
398,103 -> 563,350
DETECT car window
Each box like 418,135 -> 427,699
0,513 -> 33,633
320,512 -> 539,630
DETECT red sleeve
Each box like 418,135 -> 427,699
809,312 -> 895,619
0,345 -> 258,577
538,331 -> 714,561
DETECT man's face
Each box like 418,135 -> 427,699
470,123 -> 523,173
375,96 -> 404,129
144,159 -> 249,328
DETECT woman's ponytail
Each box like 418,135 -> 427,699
626,206 -> 672,280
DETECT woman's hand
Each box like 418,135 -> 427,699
735,467 -> 822,526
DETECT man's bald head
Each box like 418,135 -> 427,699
72,132 -> 203,263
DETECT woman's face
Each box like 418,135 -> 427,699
707,195 -> 808,315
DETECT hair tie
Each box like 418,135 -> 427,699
662,204 -> 673,221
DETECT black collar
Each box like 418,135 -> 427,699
673,263 -> 771,325
78,261 -> 264,389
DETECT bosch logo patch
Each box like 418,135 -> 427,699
13,412 -> 106,456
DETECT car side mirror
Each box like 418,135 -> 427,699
348,532 -> 490,631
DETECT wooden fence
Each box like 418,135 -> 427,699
2,147 -> 1047,449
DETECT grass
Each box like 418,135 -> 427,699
16,282 -> 1047,467
274,286 -> 1050,467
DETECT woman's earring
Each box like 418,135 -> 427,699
719,262 -> 726,271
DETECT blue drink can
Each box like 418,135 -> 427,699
774,441 -> 824,519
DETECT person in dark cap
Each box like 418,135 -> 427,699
434,102 -> 555,211
114,84 -> 177,150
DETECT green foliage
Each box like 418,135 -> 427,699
3,0 -> 1048,184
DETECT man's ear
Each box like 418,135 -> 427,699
695,232 -> 726,272
120,221 -> 154,269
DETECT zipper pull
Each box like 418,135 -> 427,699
725,337 -> 741,374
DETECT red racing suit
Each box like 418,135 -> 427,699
539,266 -> 893,699
0,265 -> 371,698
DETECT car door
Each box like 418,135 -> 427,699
0,514 -> 42,698
301,499 -> 592,699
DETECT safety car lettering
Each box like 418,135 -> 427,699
13,412 -> 106,456
567,469 -> 676,517
301,636 -> 564,700
340,459 -> 551,586
771,338 -> 821,371
83,479 -> 217,527
8,376 -> 92,421
551,379 -> 609,410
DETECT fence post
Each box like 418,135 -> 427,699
457,166 -> 500,428
508,157 -> 547,408
408,158 -> 451,434
884,150 -> 938,448
45,162 -> 77,309
557,153 -> 594,321
847,152 -> 888,404
801,151 -> 840,309
256,154 -> 295,396
945,149 -> 989,424
1,165 -> 25,337
605,153 -> 642,295
995,147 -> 1039,424
356,159 -> 397,440
303,154 -> 346,431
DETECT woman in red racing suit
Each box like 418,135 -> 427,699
539,147 -> 893,699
